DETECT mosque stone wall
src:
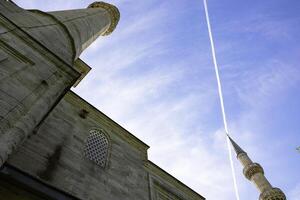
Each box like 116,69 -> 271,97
146,162 -> 205,200
0,1 -> 74,65
0,0 -> 79,167
7,92 -> 205,200
7,91 -> 150,200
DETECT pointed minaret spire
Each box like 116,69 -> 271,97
227,134 -> 246,156
228,135 -> 286,200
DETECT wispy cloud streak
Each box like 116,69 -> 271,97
13,0 -> 300,199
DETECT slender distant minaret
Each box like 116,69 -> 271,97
228,136 -> 286,200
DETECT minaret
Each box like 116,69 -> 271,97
0,1 -> 120,167
3,1 -> 120,64
46,1 -> 120,60
228,136 -> 286,200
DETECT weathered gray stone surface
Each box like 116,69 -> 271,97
0,1 -> 113,64
7,92 -> 205,200
146,161 -> 205,200
0,178 -> 45,200
49,8 -> 111,59
8,92 -> 150,200
0,0 -> 80,167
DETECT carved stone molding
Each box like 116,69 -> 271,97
88,1 -> 120,36
243,163 -> 264,180
259,188 -> 286,200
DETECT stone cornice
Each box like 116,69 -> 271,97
146,161 -> 206,200
72,59 -> 91,87
64,91 -> 149,154
88,1 -> 120,36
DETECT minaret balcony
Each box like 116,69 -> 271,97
243,163 -> 264,180
259,188 -> 286,200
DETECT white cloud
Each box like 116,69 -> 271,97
11,1 -> 299,200
233,61 -> 300,108
289,183 -> 300,200
216,14 -> 299,41
71,3 -> 242,198
68,1 -> 300,198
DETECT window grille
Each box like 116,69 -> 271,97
84,129 -> 109,167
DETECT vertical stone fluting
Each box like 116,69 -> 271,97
228,136 -> 286,200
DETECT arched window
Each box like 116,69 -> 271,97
84,129 -> 109,167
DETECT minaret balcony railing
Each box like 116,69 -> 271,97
243,163 -> 264,180
259,188 -> 286,200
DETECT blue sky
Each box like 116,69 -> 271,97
14,0 -> 300,199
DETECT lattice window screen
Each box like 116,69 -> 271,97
84,129 -> 109,167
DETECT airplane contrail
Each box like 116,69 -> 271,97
203,0 -> 241,199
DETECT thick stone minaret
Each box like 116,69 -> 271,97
228,136 -> 286,200
18,1 -> 120,64
0,1 -> 119,167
